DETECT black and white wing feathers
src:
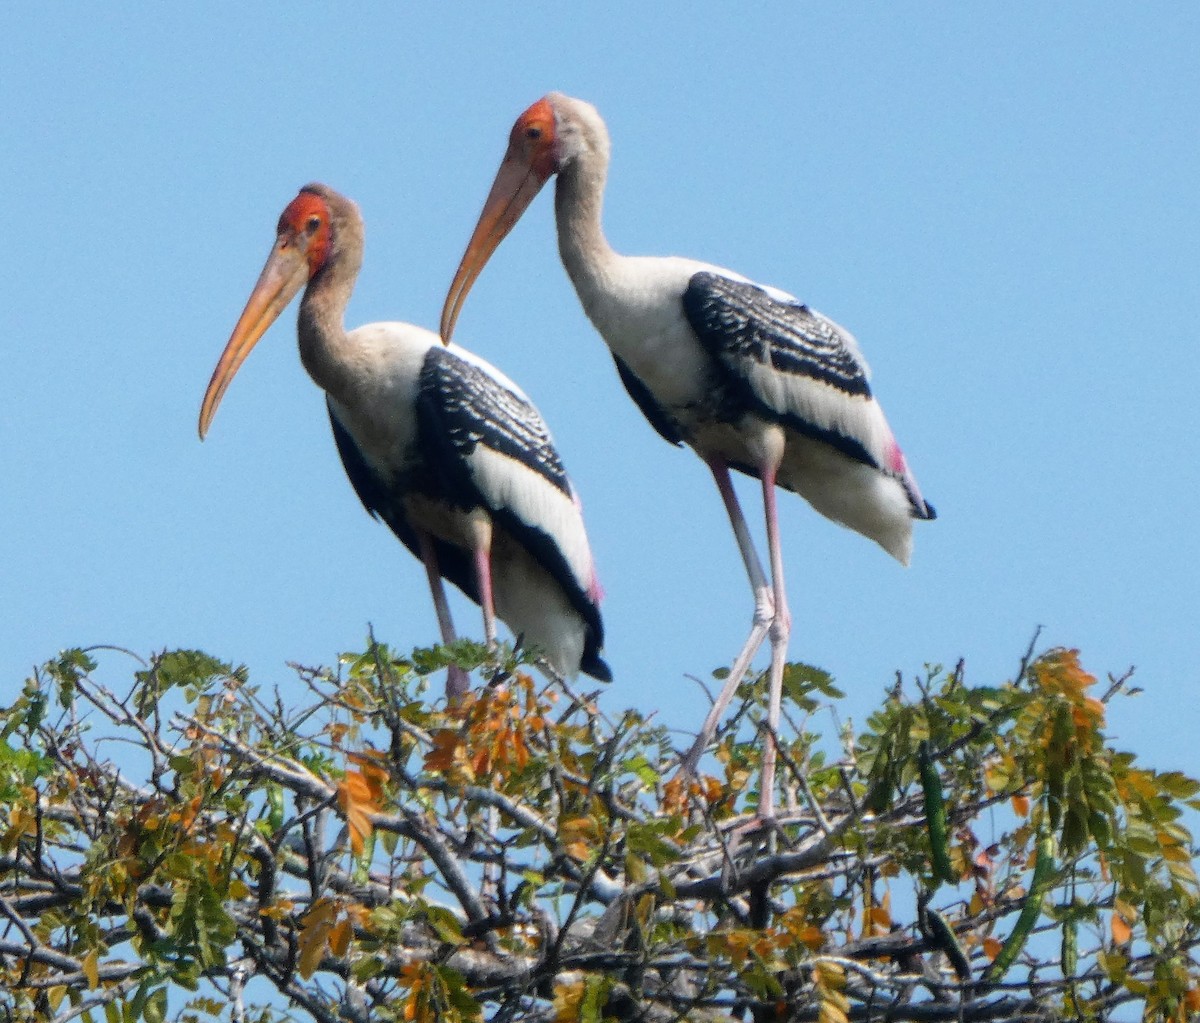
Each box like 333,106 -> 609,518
416,347 -> 608,674
684,271 -> 872,397
683,271 -> 897,474
417,347 -> 572,498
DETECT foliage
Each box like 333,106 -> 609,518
2,637 -> 1199,1023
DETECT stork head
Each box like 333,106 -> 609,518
441,93 -> 608,344
199,186 -> 335,439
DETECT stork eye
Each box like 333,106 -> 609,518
525,126 -> 542,140
306,216 -> 321,233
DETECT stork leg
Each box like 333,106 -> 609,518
468,532 -> 504,905
417,531 -> 471,701
472,544 -> 498,649
678,460 -> 774,778
758,464 -> 792,821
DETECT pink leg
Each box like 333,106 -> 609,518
417,531 -> 470,700
758,465 -> 791,820
678,460 -> 775,777
471,540 -> 503,898
472,545 -> 497,648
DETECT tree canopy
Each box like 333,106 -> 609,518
2,638 -> 1198,1022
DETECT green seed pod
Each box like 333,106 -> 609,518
986,830 -> 1057,981
919,741 -> 954,886
1061,910 -> 1078,977
924,907 -> 971,982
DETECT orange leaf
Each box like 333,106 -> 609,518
982,936 -> 1003,961
423,730 -> 464,773
796,924 -> 825,950
337,771 -> 379,857
298,898 -> 336,978
866,905 -> 891,937
564,841 -> 591,862
719,929 -> 753,967
661,774 -> 685,804
1111,912 -> 1132,945
329,916 -> 353,958
347,751 -> 389,799
1010,794 -> 1030,818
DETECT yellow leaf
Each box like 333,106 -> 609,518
82,948 -> 99,990
819,1003 -> 850,1023
1113,897 -> 1137,925
814,959 -> 851,1023
814,958 -> 846,986
552,980 -> 586,1022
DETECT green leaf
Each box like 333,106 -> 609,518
47,648 -> 96,707
134,650 -> 233,716
424,904 -> 465,945
144,987 -> 168,1023
580,973 -> 613,1023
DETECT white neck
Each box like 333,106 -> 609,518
554,153 -> 619,291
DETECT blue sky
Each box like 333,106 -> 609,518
2,5 -> 1197,775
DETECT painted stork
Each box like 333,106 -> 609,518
200,183 -> 610,698
441,95 -> 934,817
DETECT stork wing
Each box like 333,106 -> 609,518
415,346 -> 606,662
682,270 -> 894,470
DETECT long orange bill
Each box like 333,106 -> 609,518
440,149 -> 550,345
198,242 -> 309,439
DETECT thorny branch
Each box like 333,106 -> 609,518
1,641 -> 1198,1023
